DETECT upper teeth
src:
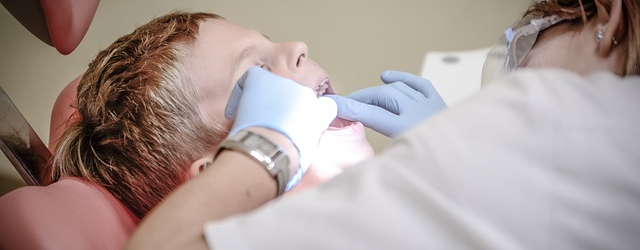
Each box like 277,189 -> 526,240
316,79 -> 329,97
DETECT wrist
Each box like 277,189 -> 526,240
245,127 -> 300,180
208,150 -> 278,204
216,127 -> 299,196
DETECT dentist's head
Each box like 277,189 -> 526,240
483,0 -> 639,84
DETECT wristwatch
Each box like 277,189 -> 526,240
215,130 -> 290,196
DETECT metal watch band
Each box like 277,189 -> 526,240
215,130 -> 290,196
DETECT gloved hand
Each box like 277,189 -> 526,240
327,70 -> 446,137
225,66 -> 338,191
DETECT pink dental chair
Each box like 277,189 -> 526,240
0,1 -> 140,249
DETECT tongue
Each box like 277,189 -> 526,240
329,117 -> 356,130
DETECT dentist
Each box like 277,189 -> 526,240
127,0 -> 640,249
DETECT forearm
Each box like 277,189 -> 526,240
125,128 -> 298,250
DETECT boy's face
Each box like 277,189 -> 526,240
189,18 -> 335,125
183,18 -> 368,190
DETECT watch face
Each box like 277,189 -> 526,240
244,134 -> 277,154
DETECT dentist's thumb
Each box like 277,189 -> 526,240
314,96 -> 338,129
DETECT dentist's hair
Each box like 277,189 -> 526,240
52,11 -> 231,218
525,0 -> 639,75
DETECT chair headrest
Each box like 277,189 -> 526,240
0,177 -> 139,250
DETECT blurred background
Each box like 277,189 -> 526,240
0,0 -> 531,194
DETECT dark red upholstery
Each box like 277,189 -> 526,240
0,177 -> 139,250
49,75 -> 81,152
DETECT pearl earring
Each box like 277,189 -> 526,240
597,30 -> 604,42
597,30 -> 618,45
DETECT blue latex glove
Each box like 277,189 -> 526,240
327,70 -> 446,137
225,66 -> 337,190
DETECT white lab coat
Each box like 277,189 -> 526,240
204,69 -> 640,250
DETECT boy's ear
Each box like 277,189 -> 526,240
594,0 -> 626,56
189,157 -> 214,178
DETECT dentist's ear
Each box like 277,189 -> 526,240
595,0 -> 626,57
189,157 -> 214,178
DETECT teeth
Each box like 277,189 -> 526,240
316,79 -> 329,97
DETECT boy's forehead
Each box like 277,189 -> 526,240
197,18 -> 270,46
198,19 -> 252,37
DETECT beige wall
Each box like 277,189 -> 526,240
0,0 -> 531,190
